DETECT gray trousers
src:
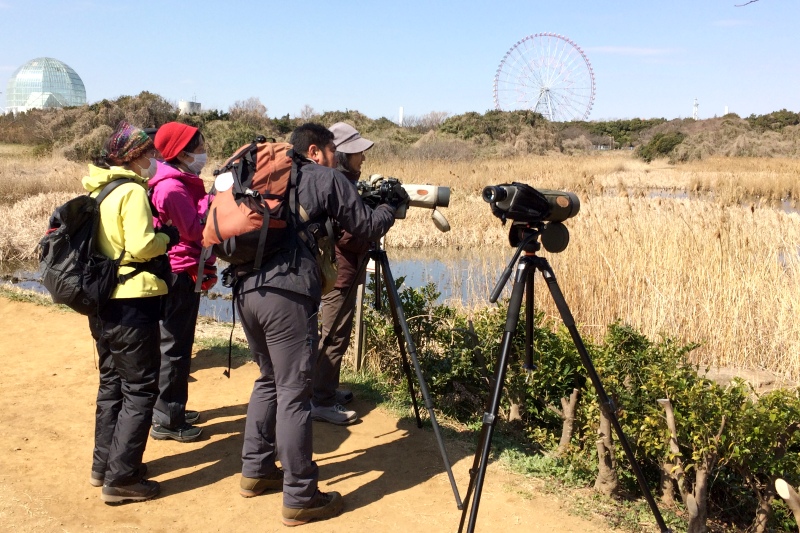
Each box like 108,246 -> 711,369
237,287 -> 319,508
153,272 -> 201,429
314,287 -> 358,407
89,317 -> 160,486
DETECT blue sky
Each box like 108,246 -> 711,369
0,0 -> 797,122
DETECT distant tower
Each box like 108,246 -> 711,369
398,106 -> 404,127
692,98 -> 699,120
724,105 -> 729,115
178,99 -> 201,115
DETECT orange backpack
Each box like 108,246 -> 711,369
202,137 -> 300,269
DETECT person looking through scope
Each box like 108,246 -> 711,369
235,123 -> 406,526
311,122 -> 376,426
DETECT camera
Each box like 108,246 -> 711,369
358,174 -> 451,232
483,182 -> 580,254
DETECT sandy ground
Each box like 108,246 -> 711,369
0,297 -> 616,532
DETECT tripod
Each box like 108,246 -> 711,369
318,240 -> 463,509
458,226 -> 671,533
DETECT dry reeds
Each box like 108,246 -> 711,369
0,146 -> 85,205
3,147 -> 800,380
540,195 -> 800,380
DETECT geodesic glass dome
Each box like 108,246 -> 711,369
6,57 -> 86,113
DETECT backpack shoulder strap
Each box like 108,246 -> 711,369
93,178 -> 148,281
95,178 -> 135,205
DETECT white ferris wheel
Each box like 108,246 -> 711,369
493,33 -> 596,122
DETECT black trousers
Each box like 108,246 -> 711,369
89,313 -> 160,486
153,272 -> 201,429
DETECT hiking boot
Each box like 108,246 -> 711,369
150,423 -> 202,442
90,464 -> 147,487
335,389 -> 354,405
239,468 -> 284,498
101,479 -> 160,503
281,490 -> 343,527
151,410 -> 200,427
311,403 -> 358,426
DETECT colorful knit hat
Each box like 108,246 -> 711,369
102,120 -> 153,165
155,122 -> 199,161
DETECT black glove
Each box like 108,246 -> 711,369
387,181 -> 410,209
158,225 -> 180,250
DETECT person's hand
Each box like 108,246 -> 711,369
387,182 -> 410,209
158,225 -> 180,250
201,265 -> 217,290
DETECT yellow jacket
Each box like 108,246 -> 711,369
82,165 -> 170,299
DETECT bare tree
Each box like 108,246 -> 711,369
229,97 -> 270,129
297,104 -> 317,121
402,111 -> 449,132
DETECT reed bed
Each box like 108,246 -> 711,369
3,145 -> 800,380
0,147 -> 85,205
540,195 -> 800,380
683,156 -> 800,206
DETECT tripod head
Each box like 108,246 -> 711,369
488,220 -> 573,303
508,222 -> 543,254
489,224 -> 545,303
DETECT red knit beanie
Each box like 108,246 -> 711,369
155,122 -> 199,161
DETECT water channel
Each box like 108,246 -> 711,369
6,188 -> 795,320
0,247 -> 511,322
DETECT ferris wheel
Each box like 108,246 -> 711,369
493,33 -> 596,122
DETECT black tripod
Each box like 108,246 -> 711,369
458,226 -> 671,533
318,240 -> 463,509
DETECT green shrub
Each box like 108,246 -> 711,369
636,132 -> 687,162
358,282 -> 800,531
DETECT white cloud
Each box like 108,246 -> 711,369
586,46 -> 677,57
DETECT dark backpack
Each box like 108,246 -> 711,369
38,179 -> 149,315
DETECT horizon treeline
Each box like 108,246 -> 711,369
1,91 -> 799,162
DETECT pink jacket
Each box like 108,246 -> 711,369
149,161 -> 215,274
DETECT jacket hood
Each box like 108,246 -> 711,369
148,161 -> 204,190
82,165 -> 148,193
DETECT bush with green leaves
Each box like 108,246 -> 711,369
746,109 -> 800,132
636,132 -> 687,162
359,282 -> 800,532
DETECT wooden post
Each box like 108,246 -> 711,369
352,281 -> 366,371
351,255 -> 375,372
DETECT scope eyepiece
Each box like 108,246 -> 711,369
482,186 -> 508,203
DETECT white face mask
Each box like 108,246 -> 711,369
138,158 -> 158,179
183,152 -> 207,175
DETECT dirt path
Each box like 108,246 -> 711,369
0,297 -> 615,532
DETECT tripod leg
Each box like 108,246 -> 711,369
375,249 -> 463,509
525,265 -> 534,371
459,258 -> 532,533
536,259 -> 673,533
376,251 -> 423,427
373,253 -> 382,312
